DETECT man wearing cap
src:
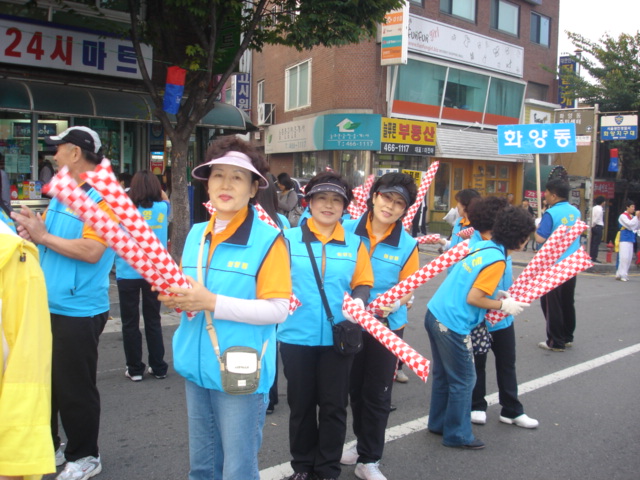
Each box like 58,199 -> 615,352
12,126 -> 115,480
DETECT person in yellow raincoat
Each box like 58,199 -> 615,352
0,222 -> 54,480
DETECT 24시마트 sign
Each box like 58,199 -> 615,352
497,123 -> 576,155
0,15 -> 153,79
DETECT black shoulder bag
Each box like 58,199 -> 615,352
303,235 -> 363,356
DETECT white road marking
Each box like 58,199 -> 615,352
259,343 -> 640,480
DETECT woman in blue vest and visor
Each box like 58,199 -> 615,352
158,137 -> 292,480
115,170 -> 170,382
278,171 -> 373,480
424,205 -> 534,449
340,172 -> 419,480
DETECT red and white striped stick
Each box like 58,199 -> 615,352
415,234 -> 441,244
44,168 -> 171,294
507,220 -> 587,301
254,203 -> 280,230
485,248 -> 592,325
456,226 -> 475,239
344,293 -> 430,382
203,201 -> 215,215
347,201 -> 361,219
402,161 -> 439,230
82,160 -> 190,291
367,239 -> 470,311
288,293 -> 302,315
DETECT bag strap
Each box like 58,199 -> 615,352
196,228 -> 268,371
302,226 -> 335,326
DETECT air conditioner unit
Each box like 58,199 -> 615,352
257,103 -> 275,126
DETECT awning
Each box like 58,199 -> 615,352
0,78 -> 256,131
436,128 -> 532,163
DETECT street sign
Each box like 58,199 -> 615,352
380,117 -> 436,155
600,115 -> 638,141
497,123 -> 577,155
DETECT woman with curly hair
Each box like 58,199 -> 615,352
424,205 -> 534,449
466,197 -> 539,430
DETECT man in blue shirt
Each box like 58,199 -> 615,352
534,179 -> 581,352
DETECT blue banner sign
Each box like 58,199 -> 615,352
497,123 -> 577,155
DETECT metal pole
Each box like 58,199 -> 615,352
535,153 -> 542,219
586,104 -> 599,257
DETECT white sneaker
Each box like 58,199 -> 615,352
355,462 -> 387,480
395,370 -> 409,383
340,444 -> 358,465
470,410 -> 487,425
125,368 -> 142,382
500,413 -> 539,429
56,456 -> 102,480
55,445 -> 66,466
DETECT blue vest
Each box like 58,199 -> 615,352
619,214 -> 637,243
0,209 -> 16,233
172,207 -> 282,393
115,201 -> 169,280
39,187 -> 115,316
278,224 -> 364,346
343,215 -> 418,330
544,201 -> 581,261
428,240 -> 506,335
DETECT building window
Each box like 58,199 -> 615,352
285,60 -> 311,111
526,82 -> 549,101
485,164 -> 511,195
530,12 -> 550,47
440,0 -> 476,22
491,0 -> 519,36
410,0 -> 424,5
257,80 -> 265,105
486,77 -> 525,119
443,69 -> 489,112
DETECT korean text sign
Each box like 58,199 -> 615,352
1,16 -> 153,79
497,123 -> 576,155
381,117 -> 436,155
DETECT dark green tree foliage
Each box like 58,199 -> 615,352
564,32 -> 640,183
122,0 -> 403,259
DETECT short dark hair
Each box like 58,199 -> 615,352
545,178 -> 570,200
129,170 -> 163,208
624,199 -> 635,208
202,136 -> 269,204
594,196 -> 606,205
366,172 -> 418,216
277,172 -> 295,190
118,172 -> 133,189
468,196 -> 508,233
304,171 -> 352,209
455,188 -> 481,209
492,206 -> 536,250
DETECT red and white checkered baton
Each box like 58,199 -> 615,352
485,248 -> 592,325
509,220 -> 587,299
254,203 -> 280,230
402,161 -> 439,230
456,226 -> 475,239
82,160 -> 190,291
415,234 -> 441,245
288,293 -> 302,315
344,293 -> 430,382
347,201 -> 361,219
367,239 -> 470,311
43,168 -> 171,294
203,201 -> 215,216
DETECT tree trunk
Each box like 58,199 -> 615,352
168,136 -> 191,264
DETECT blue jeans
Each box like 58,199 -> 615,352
424,310 -> 477,447
185,380 -> 268,480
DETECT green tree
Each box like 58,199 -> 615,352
563,32 -> 640,184
122,0 -> 403,259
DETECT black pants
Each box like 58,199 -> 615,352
349,328 -> 402,463
540,276 -> 577,349
117,278 -> 168,376
590,225 -> 603,261
280,342 -> 353,479
51,312 -> 108,461
472,324 -> 524,419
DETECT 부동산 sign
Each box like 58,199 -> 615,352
497,123 -> 577,155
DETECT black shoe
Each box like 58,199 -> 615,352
428,429 -> 443,436
593,259 -> 601,263
266,403 -> 275,414
287,473 -> 312,480
389,404 -> 397,412
445,438 -> 485,450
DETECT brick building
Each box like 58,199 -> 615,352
249,0 -> 561,229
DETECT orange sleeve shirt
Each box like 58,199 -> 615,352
472,261 -> 506,295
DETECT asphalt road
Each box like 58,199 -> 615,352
45,249 -> 640,480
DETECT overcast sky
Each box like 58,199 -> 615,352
557,0 -> 640,56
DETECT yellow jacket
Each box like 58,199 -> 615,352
0,231 -> 54,479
